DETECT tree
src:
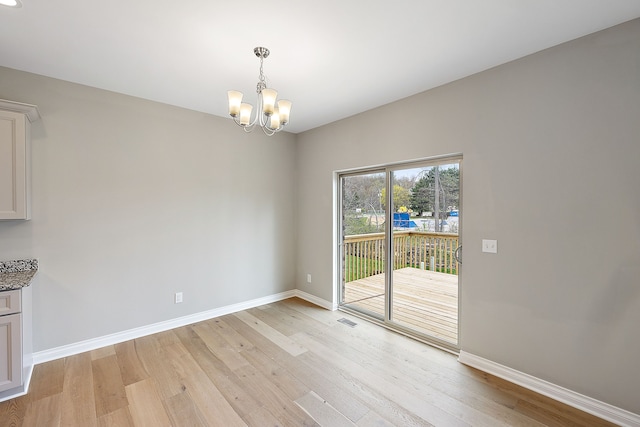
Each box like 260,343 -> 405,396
379,184 -> 411,211
342,174 -> 384,213
409,166 -> 459,216
342,174 -> 385,235
409,176 -> 432,216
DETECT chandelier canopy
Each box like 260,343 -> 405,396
227,47 -> 292,136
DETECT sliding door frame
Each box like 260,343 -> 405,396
336,153 -> 463,354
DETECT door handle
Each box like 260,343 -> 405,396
455,245 -> 462,264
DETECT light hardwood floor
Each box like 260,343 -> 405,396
0,298 -> 616,427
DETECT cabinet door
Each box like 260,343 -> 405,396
0,290 -> 21,316
0,313 -> 22,392
0,110 -> 28,220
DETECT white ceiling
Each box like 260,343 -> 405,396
1,1 -> 639,134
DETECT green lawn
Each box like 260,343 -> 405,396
344,255 -> 384,282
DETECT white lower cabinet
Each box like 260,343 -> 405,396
0,287 -> 31,401
0,312 -> 21,392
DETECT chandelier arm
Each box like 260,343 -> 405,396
261,125 -> 276,136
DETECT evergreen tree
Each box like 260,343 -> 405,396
409,166 -> 459,216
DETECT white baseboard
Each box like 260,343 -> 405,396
294,289 -> 337,311
33,290 -> 298,365
458,350 -> 640,427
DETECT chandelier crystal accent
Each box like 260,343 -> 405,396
227,47 -> 292,136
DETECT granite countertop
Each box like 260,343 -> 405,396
0,259 -> 38,291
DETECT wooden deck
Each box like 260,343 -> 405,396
343,267 -> 458,343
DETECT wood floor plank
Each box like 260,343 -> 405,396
280,298 -> 344,327
163,389 -> 207,427
246,306 -> 302,337
133,335 -> 186,401
96,406 -> 134,427
295,391 -> 356,427
26,358 -> 65,402
0,393 -> 27,427
60,352 -> 97,427
355,410 -> 397,427
22,393 -> 61,427
243,404 -> 286,427
170,351 -> 247,427
192,321 -> 250,371
270,300 -> 335,335
205,317 -> 256,352
125,378 -> 172,426
173,324 -> 262,419
239,346 -> 309,401
233,310 -> 308,356
91,355 -> 128,418
233,364 -> 319,427
90,346 -> 115,361
153,329 -> 184,348
114,340 -> 149,386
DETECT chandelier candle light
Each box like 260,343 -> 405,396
228,47 -> 292,136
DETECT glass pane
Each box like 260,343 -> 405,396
390,163 -> 460,344
340,171 -> 386,319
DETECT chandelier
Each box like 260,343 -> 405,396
227,47 -> 292,136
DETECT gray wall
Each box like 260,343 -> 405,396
295,19 -> 640,414
0,67 -> 297,352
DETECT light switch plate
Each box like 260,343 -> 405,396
482,239 -> 498,253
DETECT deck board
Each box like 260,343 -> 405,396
343,267 -> 458,343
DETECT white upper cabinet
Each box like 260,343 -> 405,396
0,100 -> 40,220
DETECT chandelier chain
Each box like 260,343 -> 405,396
256,56 -> 267,93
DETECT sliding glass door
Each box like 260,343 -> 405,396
339,157 -> 461,350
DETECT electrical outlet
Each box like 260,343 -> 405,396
174,292 -> 183,304
307,274 -> 312,284
482,239 -> 498,254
